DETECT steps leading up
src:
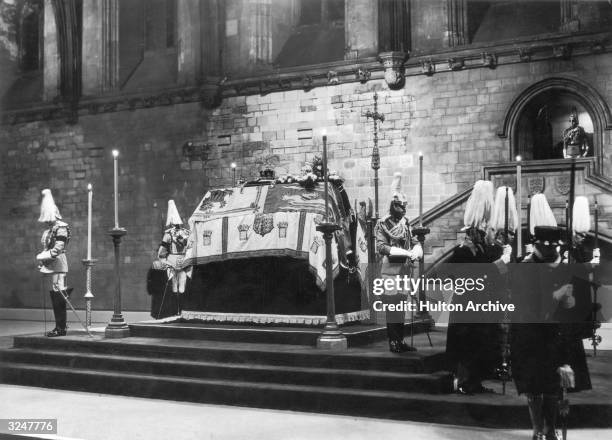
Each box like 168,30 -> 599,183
1,331 -> 610,429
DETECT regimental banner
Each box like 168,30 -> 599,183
184,183 -> 363,290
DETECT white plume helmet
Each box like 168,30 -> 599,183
529,193 -> 557,234
463,180 -> 494,230
38,189 -> 61,222
390,172 -> 407,204
490,186 -> 519,232
572,196 -> 591,234
165,200 -> 183,226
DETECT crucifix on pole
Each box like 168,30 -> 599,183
364,92 -> 385,220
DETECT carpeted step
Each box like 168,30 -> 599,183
0,348 -> 451,394
11,335 -> 448,373
1,361 -> 610,429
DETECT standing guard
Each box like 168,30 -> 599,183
375,173 -> 423,353
36,189 -> 72,337
562,110 -> 589,158
158,200 -> 192,299
445,180 -> 512,394
511,193 -> 592,440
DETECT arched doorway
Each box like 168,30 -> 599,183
499,76 -> 612,178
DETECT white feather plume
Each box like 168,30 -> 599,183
38,188 -> 61,222
165,200 -> 183,226
390,172 -> 406,203
491,186 -> 518,232
529,193 -> 557,234
463,180 -> 494,230
572,196 -> 591,234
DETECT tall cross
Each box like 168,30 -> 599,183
364,92 -> 385,219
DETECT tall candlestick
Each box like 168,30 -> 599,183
419,152 -> 423,226
516,155 -> 522,257
231,162 -> 237,187
87,183 -> 92,260
594,199 -> 599,248
322,130 -> 329,221
112,150 -> 119,228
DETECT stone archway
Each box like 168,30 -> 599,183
498,76 -> 612,177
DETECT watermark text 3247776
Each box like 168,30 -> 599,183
0,419 -> 57,434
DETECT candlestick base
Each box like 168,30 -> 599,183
316,328 -> 348,350
105,227 -> 129,339
105,322 -> 130,339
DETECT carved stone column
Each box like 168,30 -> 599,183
378,0 -> 410,53
177,0 -> 201,85
345,0 -> 378,60
247,0 -> 272,67
444,0 -> 467,47
560,0 -> 608,32
82,0 -> 118,95
43,0 -> 60,101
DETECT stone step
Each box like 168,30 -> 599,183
0,348 -> 450,393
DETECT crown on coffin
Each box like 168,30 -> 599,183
238,224 -> 251,232
202,230 -> 213,238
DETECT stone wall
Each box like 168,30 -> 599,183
1,53 -> 612,311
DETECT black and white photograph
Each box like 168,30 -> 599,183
0,0 -> 611,439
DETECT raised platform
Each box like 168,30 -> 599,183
128,318 -> 433,347
0,328 -> 610,429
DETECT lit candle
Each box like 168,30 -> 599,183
231,162 -> 237,187
87,183 -> 92,260
419,152 -> 423,226
112,150 -> 119,228
516,155 -> 522,257
322,129 -> 329,221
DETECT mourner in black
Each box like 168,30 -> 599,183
511,225 -> 592,440
445,181 -> 512,394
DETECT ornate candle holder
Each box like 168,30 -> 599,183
104,227 -> 130,338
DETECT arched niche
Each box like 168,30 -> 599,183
498,76 -> 612,178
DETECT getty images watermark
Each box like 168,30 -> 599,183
371,274 -> 516,315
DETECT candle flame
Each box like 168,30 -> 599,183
418,151 -> 423,157
516,155 -> 522,162
87,183 -> 92,191
321,128 -> 327,137
112,150 -> 119,158
231,162 -> 236,169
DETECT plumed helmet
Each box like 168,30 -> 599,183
165,200 -> 183,226
38,189 -> 62,222
529,193 -> 557,235
490,186 -> 519,232
572,196 -> 590,234
390,172 -> 407,205
463,180 -> 494,231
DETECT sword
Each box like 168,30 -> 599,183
560,387 -> 569,440
58,289 -> 94,338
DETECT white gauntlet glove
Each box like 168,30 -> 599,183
389,247 -> 411,258
409,244 -> 423,261
557,364 -> 575,389
36,250 -> 53,262
500,245 -> 512,264
553,284 -> 575,309
591,248 -> 600,265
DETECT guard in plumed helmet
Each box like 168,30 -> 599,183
36,189 -> 72,337
158,200 -> 192,298
375,172 -> 423,353
511,193 -> 592,440
445,180 -> 512,395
